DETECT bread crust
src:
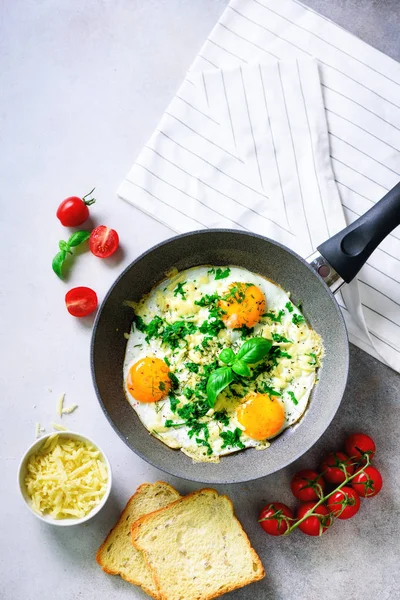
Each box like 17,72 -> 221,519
131,488 -> 265,600
97,481 -> 180,599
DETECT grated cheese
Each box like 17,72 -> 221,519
56,393 -> 65,417
62,404 -> 78,415
52,422 -> 67,431
24,435 -> 108,519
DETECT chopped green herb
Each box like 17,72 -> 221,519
258,383 -> 281,396
285,302 -> 294,313
272,333 -> 292,343
173,281 -> 187,300
288,391 -> 298,405
183,387 -> 194,400
233,325 -> 254,338
145,315 -> 163,342
170,396 -> 179,412
292,314 -> 305,326
164,356 -> 171,367
133,314 -> 147,332
264,310 -> 285,323
214,267 -> 231,280
199,318 -> 226,337
165,419 -> 185,428
162,320 -> 197,348
185,362 -> 199,373
220,428 -> 245,449
159,381 -> 166,391
207,268 -> 215,275
168,372 -> 179,389
222,284 -> 246,303
297,301 -> 303,311
196,437 -> 213,455
194,293 -> 220,307
307,352 -> 318,366
214,410 -> 230,426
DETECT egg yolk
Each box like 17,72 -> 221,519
127,357 -> 171,403
218,282 -> 266,329
237,393 -> 285,440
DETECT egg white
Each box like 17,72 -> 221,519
123,266 -> 323,462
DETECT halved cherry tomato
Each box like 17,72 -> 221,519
345,433 -> 376,463
56,189 -> 95,227
351,466 -> 383,498
290,469 -> 325,502
65,287 -> 98,317
327,486 -> 360,520
320,451 -> 354,484
259,502 -> 293,536
89,225 -> 119,258
296,502 -> 332,536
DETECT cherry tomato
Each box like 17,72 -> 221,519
351,466 -> 383,498
296,502 -> 332,536
65,287 -> 98,317
345,432 -> 376,463
327,486 -> 360,520
320,451 -> 354,484
89,225 -> 119,258
56,189 -> 96,227
291,469 -> 326,502
259,502 -> 294,536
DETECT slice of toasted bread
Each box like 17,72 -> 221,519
131,488 -> 265,600
96,481 -> 180,599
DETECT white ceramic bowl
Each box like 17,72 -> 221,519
18,431 -> 112,526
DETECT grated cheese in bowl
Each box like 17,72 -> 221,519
19,432 -> 111,525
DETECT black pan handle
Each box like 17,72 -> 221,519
317,182 -> 400,284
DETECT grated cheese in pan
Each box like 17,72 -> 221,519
24,435 -> 108,519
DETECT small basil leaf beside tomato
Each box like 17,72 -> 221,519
68,230 -> 91,247
89,225 -> 119,258
351,466 -> 383,498
259,502 -> 293,536
290,469 -> 325,502
327,486 -> 360,520
345,432 -> 376,463
56,188 -> 96,227
320,451 -> 354,484
65,287 -> 98,317
296,502 -> 332,536
52,251 -> 67,279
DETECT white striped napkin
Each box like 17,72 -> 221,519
118,0 -> 400,374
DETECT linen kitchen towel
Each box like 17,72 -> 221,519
118,0 -> 400,373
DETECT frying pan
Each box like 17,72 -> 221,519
91,182 -> 400,484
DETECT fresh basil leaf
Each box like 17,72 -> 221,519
219,347 -> 235,365
52,250 -> 66,279
67,230 -> 91,247
206,366 -> 234,408
232,360 -> 251,377
58,240 -> 71,253
236,337 -> 272,364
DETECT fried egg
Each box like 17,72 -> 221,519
123,266 -> 323,463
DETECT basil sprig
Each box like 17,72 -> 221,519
52,230 -> 91,279
206,337 -> 272,407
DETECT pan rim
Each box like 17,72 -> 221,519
90,229 -> 349,483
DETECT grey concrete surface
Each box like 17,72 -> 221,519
1,1 -> 399,599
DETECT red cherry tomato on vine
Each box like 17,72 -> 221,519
327,486 -> 360,520
290,469 -> 325,502
259,502 -> 293,536
89,225 -> 119,258
296,502 -> 332,536
351,466 -> 383,498
320,451 -> 354,484
65,287 -> 98,317
56,188 -> 96,227
345,433 -> 376,463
